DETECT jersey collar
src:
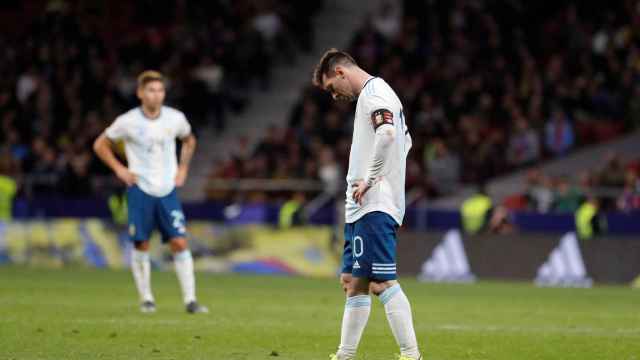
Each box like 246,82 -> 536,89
361,76 -> 377,92
139,106 -> 162,120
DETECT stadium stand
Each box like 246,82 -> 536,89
1,0 -> 639,215
208,0 -> 640,206
0,0 -> 320,197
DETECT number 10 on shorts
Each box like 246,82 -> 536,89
353,236 -> 364,258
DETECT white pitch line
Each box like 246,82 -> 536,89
421,324 -> 640,337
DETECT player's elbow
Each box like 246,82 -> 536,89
93,135 -> 106,154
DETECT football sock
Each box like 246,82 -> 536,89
379,284 -> 420,359
131,249 -> 154,302
337,295 -> 371,359
174,249 -> 196,304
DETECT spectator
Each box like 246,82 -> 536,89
597,152 -> 627,188
525,169 -> 554,213
424,139 -> 460,195
553,177 -> 584,213
545,108 -> 575,157
507,114 -> 540,167
371,0 -> 402,41
617,170 -> 640,212
318,147 -> 342,196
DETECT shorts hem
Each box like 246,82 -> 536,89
352,271 -> 397,281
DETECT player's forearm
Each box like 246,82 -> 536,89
93,134 -> 127,173
365,124 -> 396,186
178,134 -> 197,170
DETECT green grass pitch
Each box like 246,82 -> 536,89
1,267 -> 639,360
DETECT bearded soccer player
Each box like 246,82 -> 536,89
313,49 -> 421,360
93,71 -> 208,314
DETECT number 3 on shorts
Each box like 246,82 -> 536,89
353,236 -> 364,258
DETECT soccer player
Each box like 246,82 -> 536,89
313,49 -> 421,360
93,70 -> 208,314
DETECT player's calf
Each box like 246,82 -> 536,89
169,237 -> 208,314
376,281 -> 421,360
131,241 -> 155,309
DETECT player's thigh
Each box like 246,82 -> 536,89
341,223 -> 355,277
352,211 -> 398,282
156,189 -> 187,244
126,185 -> 156,243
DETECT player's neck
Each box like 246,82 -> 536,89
352,68 -> 374,96
140,105 -> 161,120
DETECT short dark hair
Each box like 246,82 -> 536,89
137,70 -> 164,88
312,48 -> 357,88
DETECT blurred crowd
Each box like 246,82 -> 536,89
211,0 -> 640,204
1,0 -> 639,215
0,0 -> 320,197
509,152 -> 640,214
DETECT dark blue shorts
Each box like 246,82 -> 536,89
127,185 -> 186,243
342,211 -> 399,281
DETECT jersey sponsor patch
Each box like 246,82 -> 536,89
371,109 -> 394,130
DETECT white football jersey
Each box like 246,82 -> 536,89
105,106 -> 191,197
345,77 -> 412,225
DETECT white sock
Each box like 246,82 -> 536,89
131,249 -> 154,302
337,295 -> 371,359
174,249 -> 196,304
379,284 -> 421,359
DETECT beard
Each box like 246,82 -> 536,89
336,94 -> 356,102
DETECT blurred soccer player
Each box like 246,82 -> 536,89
313,49 -> 421,360
93,71 -> 208,314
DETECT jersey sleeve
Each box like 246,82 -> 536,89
365,94 -> 396,131
176,112 -> 192,138
104,116 -> 128,141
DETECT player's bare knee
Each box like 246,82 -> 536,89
369,282 -> 386,296
370,280 -> 398,296
340,279 -> 349,293
169,237 -> 188,253
134,241 -> 150,251
345,277 -> 369,297
340,273 -> 352,292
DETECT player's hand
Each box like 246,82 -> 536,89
352,180 -> 371,205
175,166 -> 188,187
115,167 -> 136,187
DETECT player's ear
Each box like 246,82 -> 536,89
136,86 -> 144,100
334,66 -> 345,79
